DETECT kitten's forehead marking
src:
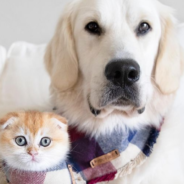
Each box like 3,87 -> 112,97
22,112 -> 45,135
1,117 -> 18,130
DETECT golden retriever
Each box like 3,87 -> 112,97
45,0 -> 184,183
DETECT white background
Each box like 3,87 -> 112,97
0,0 -> 183,49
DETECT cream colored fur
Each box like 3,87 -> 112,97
44,0 -> 184,183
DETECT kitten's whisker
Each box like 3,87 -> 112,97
70,143 -> 79,152
70,150 -> 83,155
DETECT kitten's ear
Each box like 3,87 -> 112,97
0,113 -> 18,130
51,116 -> 68,131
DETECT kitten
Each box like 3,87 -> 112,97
0,111 -> 70,172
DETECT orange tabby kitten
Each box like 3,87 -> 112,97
0,111 -> 70,171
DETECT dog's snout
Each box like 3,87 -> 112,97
105,59 -> 140,86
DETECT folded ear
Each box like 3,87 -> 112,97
49,113 -> 68,131
45,2 -> 78,91
0,113 -> 18,130
155,5 -> 184,94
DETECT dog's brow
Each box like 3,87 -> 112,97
78,8 -> 101,21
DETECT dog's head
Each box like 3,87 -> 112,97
45,0 -> 184,132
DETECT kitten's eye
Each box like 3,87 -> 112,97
85,22 -> 102,35
15,136 -> 27,146
40,137 -> 51,147
137,22 -> 151,35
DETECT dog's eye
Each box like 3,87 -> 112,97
85,22 -> 102,35
137,22 -> 151,35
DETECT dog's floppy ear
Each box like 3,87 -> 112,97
155,5 -> 184,95
45,3 -> 78,91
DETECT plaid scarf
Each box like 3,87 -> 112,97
3,124 -> 160,184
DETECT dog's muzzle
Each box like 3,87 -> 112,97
88,59 -> 146,116
102,59 -> 141,106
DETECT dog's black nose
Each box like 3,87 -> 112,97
105,59 -> 140,86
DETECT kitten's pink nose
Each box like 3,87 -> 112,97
28,151 -> 38,156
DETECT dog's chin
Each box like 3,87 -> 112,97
88,98 -> 145,119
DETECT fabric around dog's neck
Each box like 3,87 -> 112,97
68,125 -> 160,184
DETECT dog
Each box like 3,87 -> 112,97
45,0 -> 184,183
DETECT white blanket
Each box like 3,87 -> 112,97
0,42 -> 51,117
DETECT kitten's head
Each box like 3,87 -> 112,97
0,112 -> 70,171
